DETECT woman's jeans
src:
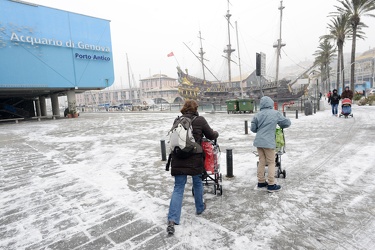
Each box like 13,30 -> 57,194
167,174 -> 204,225
331,103 -> 338,115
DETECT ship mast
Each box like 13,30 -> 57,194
126,53 -> 133,104
198,31 -> 206,82
183,42 -> 221,82
224,1 -> 235,86
235,21 -> 243,98
273,0 -> 285,86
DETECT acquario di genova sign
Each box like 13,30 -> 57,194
10,32 -> 111,61
10,32 -> 110,52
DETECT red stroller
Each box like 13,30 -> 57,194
201,139 -> 222,195
339,98 -> 353,118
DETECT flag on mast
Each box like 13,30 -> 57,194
167,52 -> 174,57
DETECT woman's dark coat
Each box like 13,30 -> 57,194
328,90 -> 341,105
171,112 -> 219,176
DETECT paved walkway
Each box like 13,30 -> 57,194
1,105 -> 374,249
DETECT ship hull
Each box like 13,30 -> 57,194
177,67 -> 305,104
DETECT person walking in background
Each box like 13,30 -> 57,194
250,96 -> 291,193
341,86 -> 354,100
326,90 -> 332,100
166,100 -> 219,235
328,89 -> 340,116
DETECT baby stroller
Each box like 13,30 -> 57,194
339,98 -> 353,118
200,139 -> 222,195
253,127 -> 286,178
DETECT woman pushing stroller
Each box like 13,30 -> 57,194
250,96 -> 291,192
341,86 -> 353,100
340,86 -> 354,118
166,100 -> 219,235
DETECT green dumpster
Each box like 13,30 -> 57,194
225,99 -> 239,114
238,99 -> 254,113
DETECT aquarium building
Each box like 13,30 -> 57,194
0,0 -> 114,119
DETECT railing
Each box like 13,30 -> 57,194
78,96 -> 326,115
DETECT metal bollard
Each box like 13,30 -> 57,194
244,120 -> 248,134
296,110 -> 298,119
161,140 -> 167,161
226,149 -> 234,178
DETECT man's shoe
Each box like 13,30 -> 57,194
167,221 -> 175,235
267,184 -> 281,193
257,182 -> 268,188
197,203 -> 206,215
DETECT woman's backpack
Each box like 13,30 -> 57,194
168,116 -> 202,159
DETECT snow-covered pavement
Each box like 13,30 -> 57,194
1,102 -> 374,249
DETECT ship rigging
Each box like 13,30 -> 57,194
176,0 -> 309,104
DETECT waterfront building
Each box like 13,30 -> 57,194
354,48 -> 375,90
75,74 -> 183,107
139,74 -> 182,104
75,88 -> 140,107
331,48 -> 375,92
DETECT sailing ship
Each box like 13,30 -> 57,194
176,66 -> 234,104
176,0 -> 308,104
176,8 -> 238,105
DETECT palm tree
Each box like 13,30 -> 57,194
321,13 -> 351,90
314,38 -> 336,93
334,0 -> 375,91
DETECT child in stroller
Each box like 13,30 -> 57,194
339,98 -> 353,118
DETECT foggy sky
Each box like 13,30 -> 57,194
25,0 -> 375,88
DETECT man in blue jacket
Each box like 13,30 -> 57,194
251,96 -> 291,192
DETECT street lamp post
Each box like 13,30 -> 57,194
340,68 -> 345,93
328,71 -> 336,93
316,78 -> 319,111
314,81 -> 316,114
308,71 -> 317,114
372,58 -> 375,88
356,63 -> 363,89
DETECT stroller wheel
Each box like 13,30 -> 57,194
213,184 -> 217,195
218,185 -> 223,196
282,170 -> 286,178
277,168 -> 281,178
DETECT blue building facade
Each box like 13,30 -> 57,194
0,0 -> 114,119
